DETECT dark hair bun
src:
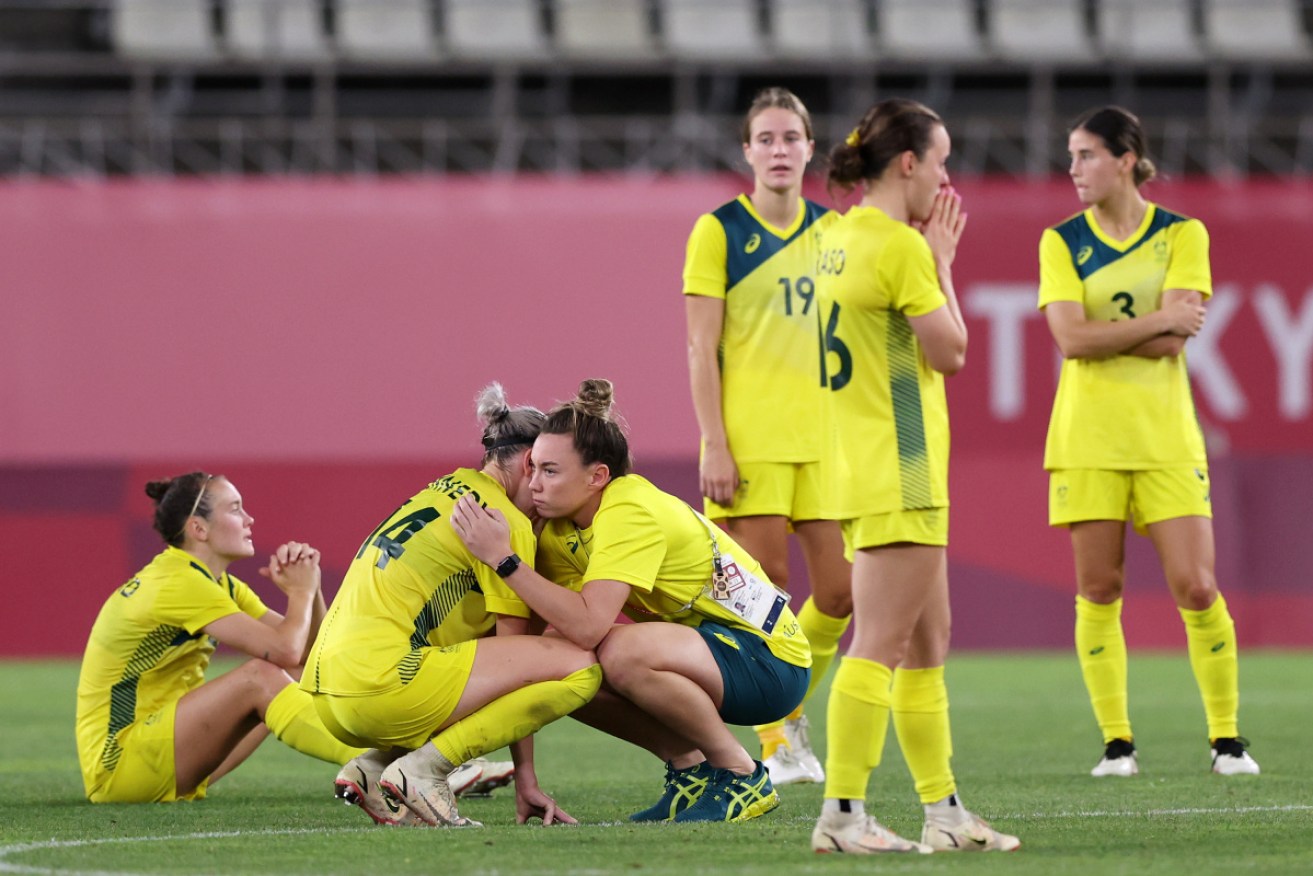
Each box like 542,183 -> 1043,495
144,478 -> 173,503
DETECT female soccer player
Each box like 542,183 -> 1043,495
1039,105 -> 1259,778
304,383 -> 602,828
808,99 -> 1019,854
683,86 -> 850,784
76,473 -> 362,803
451,379 -> 811,825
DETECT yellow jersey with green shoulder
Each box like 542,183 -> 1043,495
1039,203 -> 1212,470
536,474 -> 810,669
816,205 -> 950,518
302,468 -> 534,698
76,546 -> 269,796
683,194 -> 839,463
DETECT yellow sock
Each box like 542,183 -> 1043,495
891,666 -> 956,803
797,596 -> 852,704
754,721 -> 787,758
265,684 -> 365,765
1180,593 -> 1240,740
1076,595 -> 1132,743
823,656 -> 892,800
432,664 -> 601,764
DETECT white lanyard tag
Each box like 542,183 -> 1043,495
710,551 -> 790,634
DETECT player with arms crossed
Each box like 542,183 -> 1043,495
1039,106 -> 1259,778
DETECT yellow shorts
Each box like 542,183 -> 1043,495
311,640 -> 478,751
1049,467 -> 1212,534
87,697 -> 206,803
705,459 -> 833,521
841,507 -> 949,560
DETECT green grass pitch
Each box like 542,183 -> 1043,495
2,651 -> 1309,875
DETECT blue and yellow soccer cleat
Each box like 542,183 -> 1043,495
630,760 -> 714,822
671,761 -> 780,824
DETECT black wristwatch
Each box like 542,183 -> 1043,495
494,553 -> 522,578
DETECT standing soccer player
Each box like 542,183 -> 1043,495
683,87 -> 849,784
1039,105 -> 1259,778
809,98 -> 1019,854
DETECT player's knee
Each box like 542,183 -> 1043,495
1078,573 -> 1124,604
240,658 -> 296,704
1171,571 -> 1217,611
813,588 -> 852,618
594,631 -> 647,691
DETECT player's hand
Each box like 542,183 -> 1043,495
921,185 -> 967,270
450,495 -> 513,567
515,784 -> 577,826
699,442 -> 739,507
258,541 -> 320,596
1160,295 -> 1207,336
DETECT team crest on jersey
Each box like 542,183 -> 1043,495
744,233 -> 761,254
1154,239 -> 1168,261
1076,246 -> 1093,266
119,578 -> 141,598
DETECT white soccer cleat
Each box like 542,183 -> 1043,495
445,760 -> 485,796
379,749 -> 482,828
334,751 -> 426,827
764,746 -> 822,786
778,715 -> 825,783
456,757 -> 515,797
812,810 -> 932,854
1091,739 -> 1139,777
1211,737 -> 1260,775
921,805 -> 1021,852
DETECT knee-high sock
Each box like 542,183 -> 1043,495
891,666 -> 956,804
266,684 -> 365,765
797,596 -> 852,705
1076,595 -> 1131,743
1180,593 -> 1240,740
432,664 -> 602,765
823,656 -> 893,800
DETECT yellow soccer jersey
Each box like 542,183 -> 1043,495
683,195 -> 839,463
816,206 -> 951,519
536,475 -> 810,668
1039,203 -> 1212,470
76,546 -> 269,795
303,468 -> 534,698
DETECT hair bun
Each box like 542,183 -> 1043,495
475,382 -> 512,425
574,378 -> 615,419
144,478 -> 173,503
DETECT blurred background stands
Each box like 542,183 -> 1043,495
0,0 -> 1311,177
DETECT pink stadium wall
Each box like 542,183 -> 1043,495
2,175 -> 1310,656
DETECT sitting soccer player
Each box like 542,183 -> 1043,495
76,472 -> 362,803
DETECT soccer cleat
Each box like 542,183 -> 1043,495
378,750 -> 482,828
811,810 -> 932,854
1211,737 -> 1260,775
334,753 -> 426,827
921,805 -> 1021,852
455,757 -> 515,797
629,761 -> 714,822
671,761 -> 779,824
765,716 -> 825,785
1091,738 -> 1139,777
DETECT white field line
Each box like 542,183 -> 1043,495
2,807 -> 1311,874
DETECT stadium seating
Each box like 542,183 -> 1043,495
1203,0 -> 1313,63
226,0 -> 330,62
112,0 -> 217,60
659,0 -> 763,61
555,0 -> 660,61
445,0 -> 549,61
877,0 -> 986,62
771,0 -> 874,62
336,0 -> 440,61
990,0 -> 1100,65
1098,0 -> 1204,64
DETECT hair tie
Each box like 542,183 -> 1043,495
845,127 -> 861,148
